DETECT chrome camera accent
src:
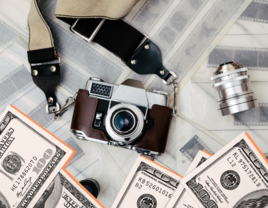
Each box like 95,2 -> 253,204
211,62 -> 257,116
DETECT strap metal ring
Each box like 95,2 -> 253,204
162,71 -> 178,85
46,102 -> 60,114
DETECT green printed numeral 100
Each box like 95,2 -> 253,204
32,149 -> 53,174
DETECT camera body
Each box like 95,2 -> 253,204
70,78 -> 172,156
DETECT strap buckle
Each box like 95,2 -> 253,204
70,19 -> 105,42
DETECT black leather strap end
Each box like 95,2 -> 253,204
126,39 -> 171,81
28,48 -> 57,63
31,64 -> 60,77
31,64 -> 60,107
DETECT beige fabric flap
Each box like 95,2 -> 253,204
28,0 -> 54,50
55,0 -> 140,20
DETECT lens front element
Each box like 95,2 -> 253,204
114,111 -> 135,132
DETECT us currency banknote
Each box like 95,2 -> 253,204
181,132 -> 268,208
111,156 -> 183,208
167,150 -> 211,208
33,169 -> 104,208
0,106 -> 74,208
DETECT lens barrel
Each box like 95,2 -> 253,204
106,103 -> 145,144
211,62 -> 256,116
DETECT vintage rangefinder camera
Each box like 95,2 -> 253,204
70,78 -> 172,156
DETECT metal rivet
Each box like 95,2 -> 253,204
160,70 -> 165,75
48,97 -> 54,103
50,66 -> 56,72
32,70 -> 38,76
144,44 -> 150,50
131,60 -> 136,65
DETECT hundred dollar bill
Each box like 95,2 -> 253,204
167,150 -> 211,208
34,169 -> 104,208
185,151 -> 212,176
180,132 -> 268,208
0,106 -> 74,208
111,156 -> 183,208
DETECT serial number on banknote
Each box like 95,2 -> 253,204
228,151 -> 261,187
135,177 -> 173,198
8,156 -> 37,192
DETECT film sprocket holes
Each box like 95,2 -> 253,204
211,62 -> 256,116
70,78 -> 172,156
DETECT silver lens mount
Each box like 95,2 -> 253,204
111,109 -> 137,135
211,62 -> 256,116
106,103 -> 145,144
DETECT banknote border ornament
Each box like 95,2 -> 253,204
186,138 -> 268,208
58,172 -> 97,208
0,112 -> 16,134
173,156 -> 208,207
173,189 -> 186,208
0,111 -> 67,208
117,161 -> 180,207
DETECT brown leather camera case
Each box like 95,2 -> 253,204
71,89 -> 172,153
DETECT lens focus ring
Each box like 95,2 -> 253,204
211,63 -> 256,116
105,104 -> 145,144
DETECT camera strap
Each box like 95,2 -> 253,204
27,0 -> 178,118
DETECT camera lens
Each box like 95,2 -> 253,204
211,62 -> 256,116
114,111 -> 134,132
106,104 -> 144,143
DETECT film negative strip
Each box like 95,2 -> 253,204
234,103 -> 268,125
147,0 -> 250,92
180,135 -> 214,162
0,20 -> 27,46
0,65 -> 33,107
59,61 -> 88,95
64,137 -> 85,167
239,0 -> 268,23
129,0 -> 175,34
153,0 -> 209,58
208,46 -> 268,70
